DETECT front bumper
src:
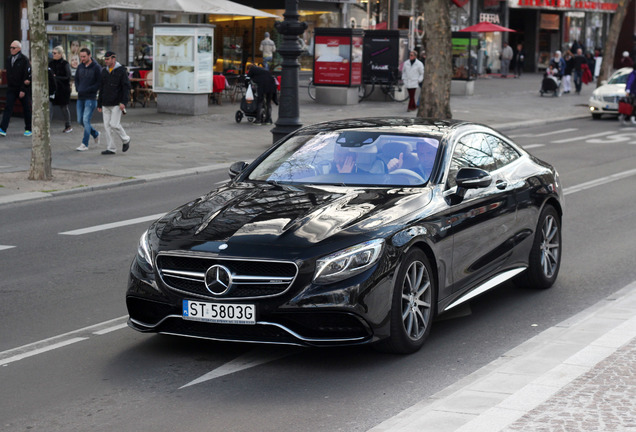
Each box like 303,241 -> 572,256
125,256 -> 394,347
588,98 -> 619,115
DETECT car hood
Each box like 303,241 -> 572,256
153,181 -> 432,254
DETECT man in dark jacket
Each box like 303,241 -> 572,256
247,65 -> 277,125
74,47 -> 101,151
572,48 -> 586,95
97,51 -> 131,155
0,41 -> 32,137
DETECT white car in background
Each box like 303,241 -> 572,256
589,67 -> 633,119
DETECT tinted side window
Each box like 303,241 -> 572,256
484,134 -> 520,169
447,133 -> 496,187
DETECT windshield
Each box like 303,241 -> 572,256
608,71 -> 631,85
248,131 -> 440,186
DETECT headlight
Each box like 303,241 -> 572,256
137,229 -> 153,268
314,239 -> 384,284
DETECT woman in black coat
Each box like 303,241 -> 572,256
49,45 -> 73,133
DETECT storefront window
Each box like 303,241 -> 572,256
207,10 -> 339,74
47,23 -> 113,75
564,12 -> 585,52
585,13 -> 603,52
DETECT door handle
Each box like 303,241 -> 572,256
495,180 -> 508,190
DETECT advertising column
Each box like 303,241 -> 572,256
313,28 -> 363,105
153,24 -> 214,116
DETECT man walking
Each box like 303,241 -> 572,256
572,48 -> 586,95
74,47 -> 101,151
97,51 -> 131,155
259,32 -> 276,71
0,41 -> 32,137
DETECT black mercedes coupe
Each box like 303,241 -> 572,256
126,118 -> 563,353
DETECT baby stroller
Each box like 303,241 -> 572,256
540,68 -> 561,97
235,76 -> 264,123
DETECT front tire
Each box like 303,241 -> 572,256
379,249 -> 436,354
524,205 -> 562,289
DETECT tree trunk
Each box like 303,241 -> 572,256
596,0 -> 632,87
417,0 -> 452,119
28,0 -> 52,181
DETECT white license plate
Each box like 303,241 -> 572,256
182,300 -> 256,325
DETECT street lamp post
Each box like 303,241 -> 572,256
271,0 -> 307,144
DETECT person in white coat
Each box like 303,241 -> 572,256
402,50 -> 424,112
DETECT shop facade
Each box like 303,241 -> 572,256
506,0 -> 619,72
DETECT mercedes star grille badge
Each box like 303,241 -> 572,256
204,264 -> 233,295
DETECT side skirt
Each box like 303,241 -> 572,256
442,267 -> 527,312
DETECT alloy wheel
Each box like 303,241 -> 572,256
540,214 -> 560,279
401,260 -> 432,340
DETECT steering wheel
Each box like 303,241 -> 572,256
390,169 -> 425,184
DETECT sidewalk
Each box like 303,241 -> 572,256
3,72 -> 634,432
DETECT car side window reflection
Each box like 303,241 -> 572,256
484,134 -> 520,169
447,133 -> 496,188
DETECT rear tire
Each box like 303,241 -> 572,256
523,205 -> 562,289
377,249 -> 436,354
235,111 -> 243,123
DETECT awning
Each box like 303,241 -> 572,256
45,0 -> 279,17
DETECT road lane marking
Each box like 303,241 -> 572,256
180,346 -> 300,389
93,323 -> 129,335
509,128 -> 578,138
59,213 -> 164,235
0,245 -> 16,251
0,316 -> 128,367
552,130 -> 613,143
1,337 -> 88,366
522,144 -> 545,149
563,168 -> 636,196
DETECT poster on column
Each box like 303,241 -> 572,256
314,35 -> 351,85
351,36 -> 363,86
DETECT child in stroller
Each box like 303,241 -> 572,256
540,64 -> 561,97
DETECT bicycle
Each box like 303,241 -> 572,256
358,68 -> 409,103
307,77 -> 368,102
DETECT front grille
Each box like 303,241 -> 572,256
156,253 -> 298,300
602,95 -> 618,103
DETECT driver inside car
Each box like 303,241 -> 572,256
332,145 -> 384,174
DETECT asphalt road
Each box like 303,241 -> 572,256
1,118 -> 636,432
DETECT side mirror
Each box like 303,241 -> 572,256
456,167 -> 492,189
228,161 -> 248,180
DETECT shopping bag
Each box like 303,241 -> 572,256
245,84 -> 254,101
618,98 -> 633,116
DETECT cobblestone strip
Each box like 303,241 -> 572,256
503,338 -> 636,431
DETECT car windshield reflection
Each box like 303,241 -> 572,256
248,132 -> 440,186
608,70 -> 631,85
